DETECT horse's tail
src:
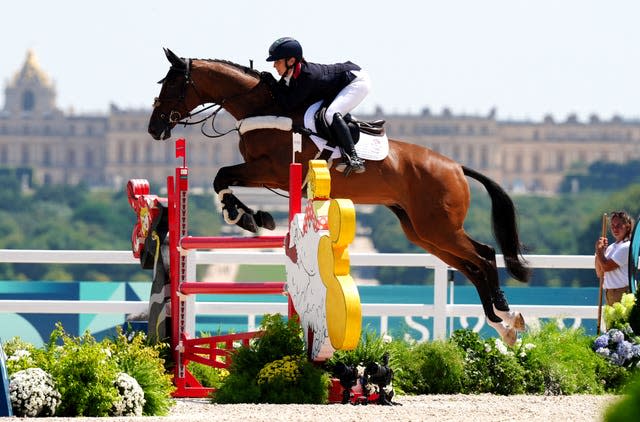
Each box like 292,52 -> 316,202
462,166 -> 530,283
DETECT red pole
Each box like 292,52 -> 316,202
180,282 -> 285,295
287,163 -> 302,319
180,236 -> 284,250
289,163 -> 302,222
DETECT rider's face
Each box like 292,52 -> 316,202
273,58 -> 295,77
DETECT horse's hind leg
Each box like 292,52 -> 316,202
427,241 -> 518,346
468,238 -> 525,332
388,206 -> 518,344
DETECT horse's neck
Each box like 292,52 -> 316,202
194,60 -> 273,120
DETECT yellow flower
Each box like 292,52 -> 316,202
257,356 -> 302,385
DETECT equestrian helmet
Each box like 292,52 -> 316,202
266,37 -> 303,61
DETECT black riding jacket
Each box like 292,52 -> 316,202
270,60 -> 361,112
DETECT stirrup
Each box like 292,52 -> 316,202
343,155 -> 365,176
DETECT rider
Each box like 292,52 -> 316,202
263,37 -> 370,175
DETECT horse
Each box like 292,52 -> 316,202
148,48 -> 529,345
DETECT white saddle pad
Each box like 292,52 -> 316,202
303,101 -> 389,161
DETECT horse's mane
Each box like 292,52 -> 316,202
195,58 -> 261,79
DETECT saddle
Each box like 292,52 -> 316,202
313,105 -> 386,147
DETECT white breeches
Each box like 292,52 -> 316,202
324,70 -> 371,125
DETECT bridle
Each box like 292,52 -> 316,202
153,59 -> 238,139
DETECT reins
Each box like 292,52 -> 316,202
156,59 -> 266,139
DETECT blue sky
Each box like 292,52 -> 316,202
3,0 -> 639,121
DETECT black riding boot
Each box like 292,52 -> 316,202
330,112 -> 365,176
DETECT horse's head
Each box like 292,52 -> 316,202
149,48 -> 274,140
148,48 -> 200,140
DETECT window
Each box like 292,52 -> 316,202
514,154 -> 523,172
21,145 -> 30,165
452,145 -> 460,161
531,153 -> 540,172
85,149 -> 94,167
480,146 -> 489,169
466,146 -> 475,166
117,142 -> 125,163
67,149 -> 76,166
43,146 -> 52,165
22,90 -> 35,111
556,152 -> 565,171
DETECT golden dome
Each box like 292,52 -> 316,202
10,49 -> 52,87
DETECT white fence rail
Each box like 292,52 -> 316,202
0,249 -> 599,341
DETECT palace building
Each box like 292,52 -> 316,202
2,50 -> 639,194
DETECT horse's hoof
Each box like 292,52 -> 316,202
502,328 -> 517,346
255,210 -> 276,230
487,319 -> 517,346
493,306 -> 526,332
512,312 -> 526,332
238,213 -> 258,233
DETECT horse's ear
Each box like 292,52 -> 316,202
164,48 -> 186,69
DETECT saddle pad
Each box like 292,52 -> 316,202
304,101 -> 389,161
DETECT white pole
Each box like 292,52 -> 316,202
433,261 -> 448,340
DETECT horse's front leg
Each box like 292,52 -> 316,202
213,162 -> 280,233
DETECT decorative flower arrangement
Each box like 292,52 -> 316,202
593,327 -> 640,367
111,372 -> 146,416
257,355 -> 301,386
9,367 -> 61,417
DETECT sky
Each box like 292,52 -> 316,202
2,0 -> 639,122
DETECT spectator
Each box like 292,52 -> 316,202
595,210 -> 634,305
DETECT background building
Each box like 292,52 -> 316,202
2,50 -> 639,194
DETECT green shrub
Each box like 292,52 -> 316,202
257,355 -> 330,404
628,291 -> 640,335
2,337 -> 48,375
604,372 -> 640,421
328,328 -> 392,368
521,322 -> 623,394
188,361 -> 229,389
450,329 -> 525,395
212,314 -> 329,404
104,327 -> 175,415
402,340 -> 464,394
44,324 -> 120,416
3,324 -> 176,416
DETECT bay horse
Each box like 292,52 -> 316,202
148,48 -> 529,344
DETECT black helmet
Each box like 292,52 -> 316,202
266,37 -> 303,61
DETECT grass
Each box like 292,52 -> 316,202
234,265 -> 286,282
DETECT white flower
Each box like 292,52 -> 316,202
110,372 -> 145,416
8,349 -> 31,361
9,368 -> 61,417
494,339 -> 509,355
